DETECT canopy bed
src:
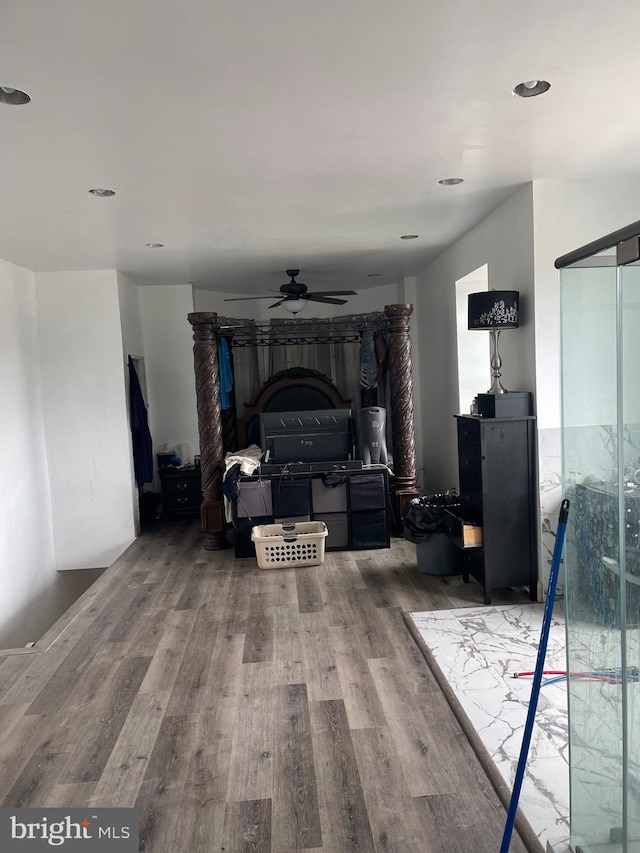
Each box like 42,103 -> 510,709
187,304 -> 417,549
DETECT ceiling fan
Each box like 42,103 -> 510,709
223,269 -> 357,314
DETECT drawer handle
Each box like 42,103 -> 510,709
178,497 -> 189,504
177,483 -> 188,490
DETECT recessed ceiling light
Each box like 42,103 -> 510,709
512,79 -> 551,98
0,85 -> 30,105
88,188 -> 116,197
145,242 -> 164,248
438,177 -> 464,186
400,234 -> 419,240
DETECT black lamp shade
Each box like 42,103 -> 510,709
468,290 -> 519,330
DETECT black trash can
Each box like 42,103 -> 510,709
403,493 -> 464,576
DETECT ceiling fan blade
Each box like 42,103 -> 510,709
304,294 -> 348,305
267,299 -> 286,309
223,295 -> 278,301
308,290 -> 357,296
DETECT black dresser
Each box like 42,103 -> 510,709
159,465 -> 202,518
445,415 -> 538,604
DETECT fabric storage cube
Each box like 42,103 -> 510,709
311,477 -> 348,513
313,513 -> 349,549
350,509 -> 389,549
235,515 -> 271,558
271,478 -> 311,518
348,472 -> 387,511
236,478 -> 273,518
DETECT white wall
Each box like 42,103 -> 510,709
193,287 -> 264,319
0,259 -> 56,643
414,184 -> 536,493
118,272 -> 146,364
36,270 -> 135,570
532,178 -> 640,430
138,285 -> 199,466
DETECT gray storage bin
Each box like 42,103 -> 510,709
237,479 -> 273,518
311,478 -> 348,513
313,512 -> 349,549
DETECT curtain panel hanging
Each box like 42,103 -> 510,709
217,312 -> 389,413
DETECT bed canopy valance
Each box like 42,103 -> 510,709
188,304 -> 418,549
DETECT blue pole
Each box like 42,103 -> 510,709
500,498 -> 570,853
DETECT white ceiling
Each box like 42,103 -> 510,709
2,0 -> 640,297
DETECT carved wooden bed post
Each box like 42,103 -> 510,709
187,312 -> 227,550
385,304 -> 419,529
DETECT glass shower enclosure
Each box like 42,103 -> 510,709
558,221 -> 640,852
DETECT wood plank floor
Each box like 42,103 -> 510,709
0,519 -> 533,852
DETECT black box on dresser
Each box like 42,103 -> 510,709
476,391 -> 532,418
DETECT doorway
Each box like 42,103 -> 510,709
455,265 -> 489,414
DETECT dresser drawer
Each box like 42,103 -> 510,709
457,418 -> 481,445
444,508 -> 483,549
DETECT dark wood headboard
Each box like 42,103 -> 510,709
237,367 -> 353,449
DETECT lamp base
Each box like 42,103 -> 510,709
488,329 -> 506,394
488,377 -> 507,394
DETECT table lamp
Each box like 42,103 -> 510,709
468,290 -> 519,394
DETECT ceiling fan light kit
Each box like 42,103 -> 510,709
224,269 -> 357,311
282,299 -> 307,315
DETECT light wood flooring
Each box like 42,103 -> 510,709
0,520 -> 532,852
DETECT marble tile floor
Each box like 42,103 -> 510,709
407,603 -> 570,853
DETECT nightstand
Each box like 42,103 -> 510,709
159,466 -> 202,518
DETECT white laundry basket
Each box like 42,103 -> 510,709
251,521 -> 328,569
